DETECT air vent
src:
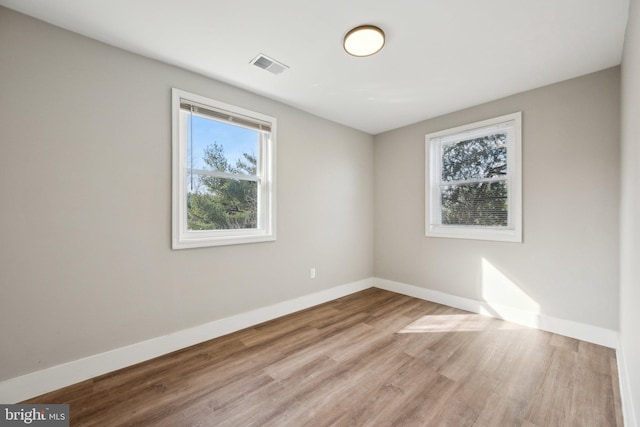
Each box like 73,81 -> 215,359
250,53 -> 289,75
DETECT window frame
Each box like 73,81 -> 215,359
172,88 -> 276,249
425,112 -> 522,243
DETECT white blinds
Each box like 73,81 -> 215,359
430,120 -> 515,145
180,99 -> 272,133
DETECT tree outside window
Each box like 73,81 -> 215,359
172,89 -> 276,249
426,113 -> 522,242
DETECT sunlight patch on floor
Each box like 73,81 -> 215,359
398,314 -> 487,333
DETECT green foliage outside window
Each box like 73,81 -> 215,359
440,134 -> 508,226
187,142 -> 258,230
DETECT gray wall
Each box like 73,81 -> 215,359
374,68 -> 620,330
0,8 -> 374,381
620,0 -> 640,422
0,4 -> 627,390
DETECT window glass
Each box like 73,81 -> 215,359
426,112 -> 521,242
172,88 -> 276,249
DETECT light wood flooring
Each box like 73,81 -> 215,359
24,288 -> 623,426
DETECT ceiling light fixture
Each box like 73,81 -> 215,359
343,25 -> 385,57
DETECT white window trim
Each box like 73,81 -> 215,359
172,88 -> 276,249
425,112 -> 522,243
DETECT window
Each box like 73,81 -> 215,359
172,88 -> 276,249
426,112 -> 522,242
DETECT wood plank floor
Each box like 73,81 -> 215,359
24,288 -> 623,426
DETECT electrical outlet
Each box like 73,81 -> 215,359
310,268 -> 316,279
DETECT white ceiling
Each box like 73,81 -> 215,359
0,0 -> 630,134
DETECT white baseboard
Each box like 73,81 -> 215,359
617,341 -> 638,427
0,276 -> 620,405
0,278 -> 373,404
374,278 -> 619,349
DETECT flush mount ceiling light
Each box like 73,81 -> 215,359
343,25 -> 385,57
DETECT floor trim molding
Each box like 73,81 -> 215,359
374,278 -> 619,349
617,340 -> 638,427
0,278 -> 373,403
1,276 -> 620,404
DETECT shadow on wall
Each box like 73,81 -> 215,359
479,257 -> 541,327
397,257 -> 541,334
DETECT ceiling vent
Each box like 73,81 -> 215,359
250,53 -> 289,75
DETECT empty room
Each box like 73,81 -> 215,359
1,0 -> 639,426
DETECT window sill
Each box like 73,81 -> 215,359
426,225 -> 522,243
172,231 -> 276,249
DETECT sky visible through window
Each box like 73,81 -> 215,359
187,115 -> 258,171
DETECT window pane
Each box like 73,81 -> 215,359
187,173 -> 258,230
441,181 -> 508,226
442,133 -> 507,182
186,113 -> 259,176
